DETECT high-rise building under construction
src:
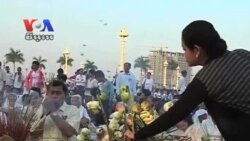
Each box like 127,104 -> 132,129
148,47 -> 192,89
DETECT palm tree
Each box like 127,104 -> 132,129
84,60 -> 98,71
167,60 -> 179,88
167,60 -> 178,70
5,48 -> 25,72
56,56 -> 74,67
134,56 -> 150,84
33,56 -> 47,69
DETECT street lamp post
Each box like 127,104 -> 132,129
176,66 -> 180,90
140,57 -> 148,86
163,61 -> 168,87
119,28 -> 129,71
81,44 -> 86,69
80,61 -> 84,69
63,49 -> 70,75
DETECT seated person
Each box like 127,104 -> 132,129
172,115 -> 204,141
30,80 -> 80,141
70,95 -> 91,128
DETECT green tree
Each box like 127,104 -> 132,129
167,60 -> 178,70
84,60 -> 98,71
134,56 -> 150,84
167,60 -> 179,88
5,48 -> 25,72
33,56 -> 47,69
56,56 -> 74,67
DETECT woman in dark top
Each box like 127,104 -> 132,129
125,20 -> 250,141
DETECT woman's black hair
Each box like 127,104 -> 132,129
182,20 -> 227,59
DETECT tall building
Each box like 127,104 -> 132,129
148,48 -> 168,88
148,48 -> 192,89
166,52 -> 192,89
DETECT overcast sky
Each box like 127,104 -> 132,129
0,0 -> 249,78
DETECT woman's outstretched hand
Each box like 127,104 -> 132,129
124,130 -> 135,140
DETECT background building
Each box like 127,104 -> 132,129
148,47 -> 192,89
148,48 -> 168,88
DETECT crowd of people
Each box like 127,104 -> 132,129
0,60 -> 224,141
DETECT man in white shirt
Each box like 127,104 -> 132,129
178,70 -> 187,95
116,62 -> 137,110
142,72 -> 154,97
85,69 -> 98,103
12,67 -> 25,95
74,69 -> 86,102
0,62 -> 6,97
30,80 -> 80,141
5,66 -> 13,88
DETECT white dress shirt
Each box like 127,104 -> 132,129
5,72 -> 13,86
13,73 -> 25,88
75,74 -> 86,86
85,78 -> 98,96
31,102 -> 81,141
142,78 -> 153,92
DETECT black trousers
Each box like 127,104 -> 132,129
205,100 -> 250,141
142,89 -> 151,96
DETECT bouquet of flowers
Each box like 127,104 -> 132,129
81,86 -> 185,141
83,96 -> 161,141
0,97 -> 42,141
